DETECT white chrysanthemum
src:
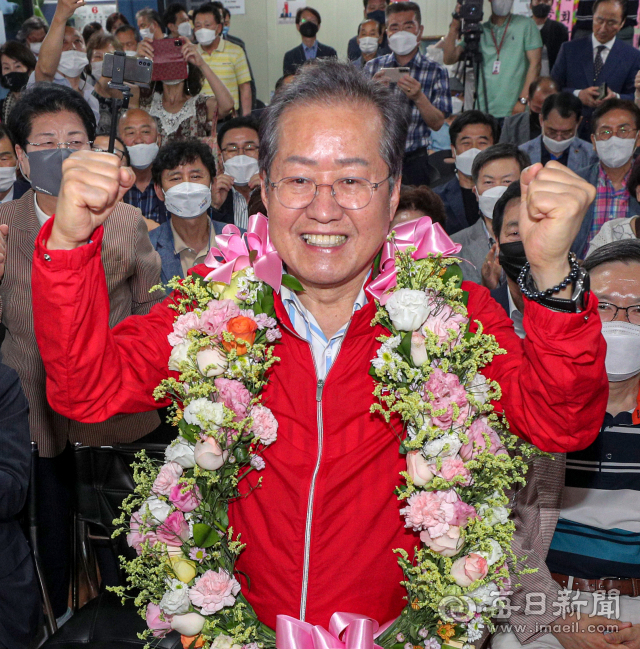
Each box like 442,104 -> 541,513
478,503 -> 510,526
160,578 -> 191,615
423,433 -> 462,459
467,582 -> 500,609
466,620 -> 485,643
466,373 -> 491,405
478,538 -> 504,565
386,289 -> 431,331
183,398 -> 225,429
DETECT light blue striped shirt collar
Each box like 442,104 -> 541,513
280,277 -> 368,380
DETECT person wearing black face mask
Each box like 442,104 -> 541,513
283,7 -> 337,75
347,0 -> 392,61
530,0 -> 568,75
0,41 -> 36,123
487,181 -> 529,338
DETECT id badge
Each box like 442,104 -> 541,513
492,60 -> 501,75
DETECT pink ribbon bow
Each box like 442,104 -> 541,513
276,613 -> 384,649
203,212 -> 283,292
366,216 -> 462,305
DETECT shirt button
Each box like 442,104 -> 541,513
584,315 -> 589,321
606,453 -> 612,460
44,253 -> 51,261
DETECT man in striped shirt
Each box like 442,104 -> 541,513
494,239 -> 640,649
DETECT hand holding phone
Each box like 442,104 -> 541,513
379,67 -> 411,83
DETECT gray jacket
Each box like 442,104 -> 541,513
499,111 -> 532,146
450,217 -> 492,284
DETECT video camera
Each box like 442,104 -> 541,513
453,0 -> 484,54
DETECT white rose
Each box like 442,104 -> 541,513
423,433 -> 462,460
142,496 -> 172,523
478,539 -> 504,566
165,439 -> 196,468
212,635 -> 242,649
183,398 -> 225,429
160,579 -> 191,615
386,289 -> 431,332
168,342 -> 190,372
196,347 -> 228,377
467,373 -> 490,405
194,438 -> 229,471
171,611 -> 205,635
478,504 -> 510,526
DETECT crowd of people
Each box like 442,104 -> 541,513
0,0 -> 640,647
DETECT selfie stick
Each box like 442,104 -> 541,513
107,51 -> 133,155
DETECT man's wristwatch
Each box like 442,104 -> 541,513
518,97 -> 527,105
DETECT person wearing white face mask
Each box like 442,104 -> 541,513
364,1 -> 452,187
85,33 -> 123,133
571,98 -> 640,258
30,0 -> 100,124
428,77 -> 467,154
17,16 -> 48,58
520,92 -> 597,173
148,140 -> 229,291
493,238 -> 640,649
211,116 -> 261,230
451,143 -> 531,285
135,7 -> 166,52
435,110 -> 499,235
443,0 -> 543,120
352,18 -> 385,70
164,2 -> 193,40
119,108 -> 168,225
0,125 -> 20,205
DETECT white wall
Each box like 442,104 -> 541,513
227,0 -> 460,105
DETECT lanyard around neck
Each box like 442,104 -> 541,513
490,14 -> 513,60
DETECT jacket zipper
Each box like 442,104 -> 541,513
280,319 -> 351,620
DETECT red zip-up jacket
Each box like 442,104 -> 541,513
31,220 -> 607,629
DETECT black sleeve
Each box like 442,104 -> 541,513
0,364 -> 30,522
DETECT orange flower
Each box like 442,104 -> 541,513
222,316 -> 258,356
181,635 -> 205,649
437,623 -> 456,642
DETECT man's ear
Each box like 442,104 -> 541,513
15,144 -> 28,178
154,182 -> 165,203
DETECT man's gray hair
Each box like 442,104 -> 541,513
259,59 -> 408,182
584,239 -> 640,272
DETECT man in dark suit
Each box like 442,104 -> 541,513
435,110 -> 499,235
530,0 -> 568,75
0,363 -> 41,648
551,0 -> 640,139
283,7 -> 337,75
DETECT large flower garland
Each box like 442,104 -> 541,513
112,215 -> 538,649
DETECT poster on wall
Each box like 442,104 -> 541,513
73,2 -> 117,31
277,0 -> 307,24
222,0 -> 245,15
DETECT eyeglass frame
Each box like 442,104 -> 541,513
594,126 -> 639,141
267,175 -> 392,210
221,144 -> 260,156
26,140 -> 94,150
597,301 -> 640,322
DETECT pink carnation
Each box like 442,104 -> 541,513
215,378 -> 252,420
188,568 -> 241,614
169,482 -> 201,512
156,511 -> 190,546
450,499 -> 478,527
436,455 -> 472,486
127,511 -> 158,555
168,311 -> 201,346
199,300 -> 241,337
254,313 -> 277,329
459,418 -> 507,461
250,405 -> 278,445
423,368 -> 469,429
266,328 -> 282,342
400,489 -> 457,537
146,603 -> 172,638
422,303 -> 468,346
152,462 -> 183,497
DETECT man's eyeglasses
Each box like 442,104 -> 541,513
222,144 -> 259,155
27,140 -> 92,151
268,176 -> 391,210
597,302 -> 640,325
595,126 -> 638,140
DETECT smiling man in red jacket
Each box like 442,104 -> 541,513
30,61 -> 603,630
